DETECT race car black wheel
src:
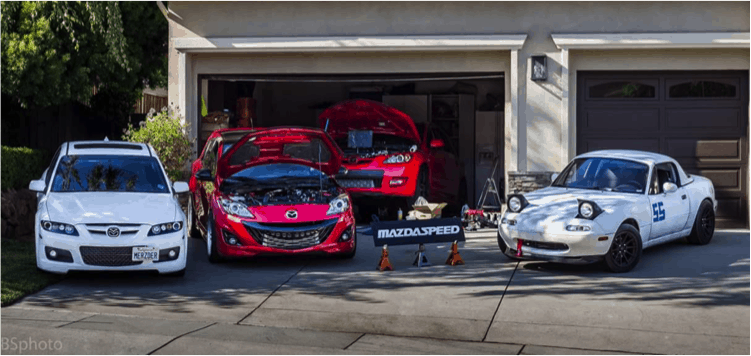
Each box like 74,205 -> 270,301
187,195 -> 200,239
687,200 -> 715,245
604,223 -> 642,273
207,212 -> 224,264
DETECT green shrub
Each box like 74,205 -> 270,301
122,106 -> 194,181
1,146 -> 48,190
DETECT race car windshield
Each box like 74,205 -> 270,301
552,157 -> 649,194
220,163 -> 334,193
50,155 -> 170,193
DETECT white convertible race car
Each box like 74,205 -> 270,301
498,150 -> 716,272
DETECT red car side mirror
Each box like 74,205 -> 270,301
430,139 -> 444,149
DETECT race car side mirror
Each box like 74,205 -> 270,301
430,139 -> 444,149
195,169 -> 214,182
29,179 -> 46,192
663,182 -> 678,194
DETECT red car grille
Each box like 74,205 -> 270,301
245,219 -> 338,250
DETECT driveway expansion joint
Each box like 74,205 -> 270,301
147,322 -> 217,355
236,262 -> 308,325
343,333 -> 366,350
56,314 -> 98,328
482,260 -> 519,342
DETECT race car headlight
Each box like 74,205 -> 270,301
577,200 -> 603,220
383,154 -> 412,164
41,220 -> 79,236
219,197 -> 254,218
148,221 -> 183,236
507,195 -> 528,213
327,194 -> 350,215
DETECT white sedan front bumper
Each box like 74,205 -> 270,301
36,225 -> 187,274
498,213 -> 615,262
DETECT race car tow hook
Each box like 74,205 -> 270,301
516,239 -> 523,257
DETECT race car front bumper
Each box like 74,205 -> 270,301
498,215 -> 615,262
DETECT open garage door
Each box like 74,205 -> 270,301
577,71 -> 749,228
196,72 -> 506,208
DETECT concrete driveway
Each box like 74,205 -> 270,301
2,229 -> 748,354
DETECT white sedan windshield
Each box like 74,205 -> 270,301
552,157 -> 649,194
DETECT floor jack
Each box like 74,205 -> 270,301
463,156 -> 504,231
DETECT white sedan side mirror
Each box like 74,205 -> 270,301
663,182 -> 678,194
29,180 -> 46,192
551,173 -> 559,182
173,182 -> 189,194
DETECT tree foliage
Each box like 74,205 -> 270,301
1,1 -> 167,116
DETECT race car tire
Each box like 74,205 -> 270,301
187,195 -> 200,239
207,212 -> 224,264
604,223 -> 642,273
687,199 -> 715,245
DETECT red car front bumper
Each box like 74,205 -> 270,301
212,207 -> 356,258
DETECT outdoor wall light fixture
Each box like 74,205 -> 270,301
531,55 -> 547,81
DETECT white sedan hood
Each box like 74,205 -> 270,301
513,187 -> 635,232
45,192 -> 177,225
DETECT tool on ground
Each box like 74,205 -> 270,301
413,243 -> 431,267
445,240 -> 465,266
377,245 -> 394,271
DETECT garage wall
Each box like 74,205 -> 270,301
168,1 -> 749,173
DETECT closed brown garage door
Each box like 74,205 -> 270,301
577,71 -> 749,228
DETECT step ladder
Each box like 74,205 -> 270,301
476,156 -> 504,213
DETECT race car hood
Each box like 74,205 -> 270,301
45,192 -> 177,225
511,187 -> 635,232
218,128 -> 342,178
318,100 -> 421,144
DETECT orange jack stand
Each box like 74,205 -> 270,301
377,245 -> 394,271
445,240 -> 465,266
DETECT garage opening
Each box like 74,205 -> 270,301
196,72 -> 505,209
577,71 -> 749,228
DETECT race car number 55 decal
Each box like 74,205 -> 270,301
652,202 -> 666,222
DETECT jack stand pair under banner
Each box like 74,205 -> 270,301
413,243 -> 432,267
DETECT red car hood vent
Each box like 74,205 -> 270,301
319,100 -> 421,143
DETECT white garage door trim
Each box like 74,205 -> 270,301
552,32 -> 750,50
174,34 -> 527,53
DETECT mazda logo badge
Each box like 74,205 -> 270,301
285,210 -> 298,219
107,227 -> 120,238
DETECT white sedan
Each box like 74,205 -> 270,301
498,150 -> 716,272
29,140 -> 189,276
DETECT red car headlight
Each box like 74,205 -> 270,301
219,197 -> 255,218
383,154 -> 412,164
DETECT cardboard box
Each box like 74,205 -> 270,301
408,196 -> 447,220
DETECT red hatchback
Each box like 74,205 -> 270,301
189,127 -> 356,262
319,100 -> 466,215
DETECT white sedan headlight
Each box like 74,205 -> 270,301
327,194 -> 350,215
220,197 -> 254,218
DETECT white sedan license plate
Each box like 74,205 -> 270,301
132,247 -> 159,262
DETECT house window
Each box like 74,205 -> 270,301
588,80 -> 657,99
668,80 -> 738,98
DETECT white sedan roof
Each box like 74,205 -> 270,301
64,141 -> 154,157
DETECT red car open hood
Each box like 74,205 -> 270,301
318,100 -> 421,144
217,127 -> 342,178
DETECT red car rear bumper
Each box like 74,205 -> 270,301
338,160 -> 421,198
